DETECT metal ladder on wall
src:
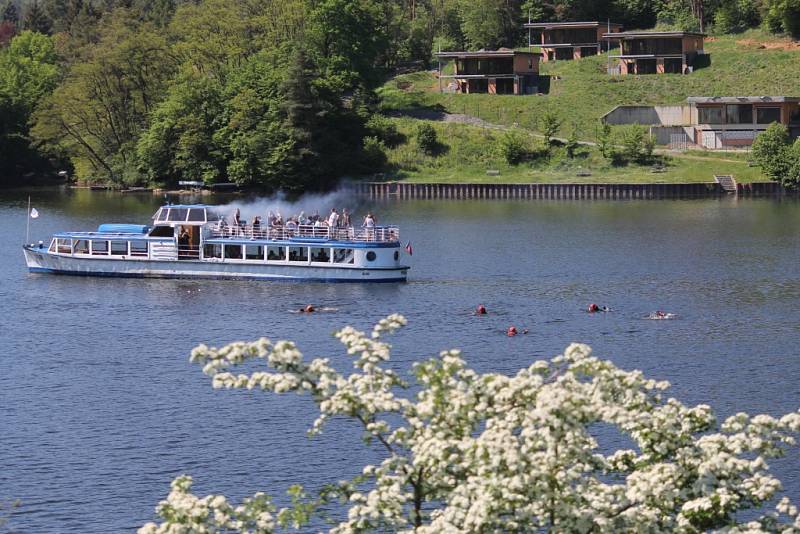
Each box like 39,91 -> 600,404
714,175 -> 738,195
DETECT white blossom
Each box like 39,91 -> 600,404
142,317 -> 800,533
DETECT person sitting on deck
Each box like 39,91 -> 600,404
251,216 -> 261,238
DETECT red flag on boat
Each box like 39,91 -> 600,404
404,241 -> 413,255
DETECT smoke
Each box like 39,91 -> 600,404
214,189 -> 365,223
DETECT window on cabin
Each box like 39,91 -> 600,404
698,106 -> 724,124
245,245 -> 264,260
756,107 -> 781,124
288,246 -> 308,262
111,241 -> 128,255
48,239 -> 56,252
204,243 -> 222,258
149,226 -> 174,237
73,240 -> 89,254
91,240 -> 108,254
224,244 -> 242,259
333,248 -> 355,264
154,208 -> 167,222
130,241 -> 148,256
310,247 -> 330,263
187,208 -> 205,222
726,105 -> 753,124
267,246 -> 285,261
167,208 -> 188,222
57,238 -> 72,253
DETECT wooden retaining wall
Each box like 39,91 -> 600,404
346,181 -> 786,200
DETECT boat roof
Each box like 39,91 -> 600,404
205,237 -> 399,248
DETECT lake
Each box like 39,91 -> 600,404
1,188 -> 799,532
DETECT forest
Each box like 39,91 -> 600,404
0,0 -> 798,190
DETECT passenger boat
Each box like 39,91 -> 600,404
23,205 -> 410,282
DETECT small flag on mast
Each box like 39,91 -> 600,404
404,241 -> 413,255
30,208 -> 39,219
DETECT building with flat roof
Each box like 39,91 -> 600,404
601,96 -> 800,149
435,49 -> 539,95
603,31 -> 705,74
688,96 -> 800,148
524,21 -> 623,61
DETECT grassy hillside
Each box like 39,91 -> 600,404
377,118 -> 766,183
378,29 -> 800,142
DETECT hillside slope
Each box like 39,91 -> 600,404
378,30 -> 800,141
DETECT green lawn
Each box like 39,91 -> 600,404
378,118 -> 766,184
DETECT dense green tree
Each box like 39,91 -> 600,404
458,0 -> 519,50
539,110 -> 561,148
765,0 -> 800,38
137,70 -> 227,185
305,0 -> 388,91
22,1 -> 52,34
33,10 -> 174,183
0,30 -> 59,182
2,1 -> 19,24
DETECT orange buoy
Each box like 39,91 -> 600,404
304,305 -> 315,313
507,326 -> 517,337
476,304 -> 487,315
588,303 -> 599,313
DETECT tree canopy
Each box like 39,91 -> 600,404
140,316 -> 800,533
1,0 -> 799,188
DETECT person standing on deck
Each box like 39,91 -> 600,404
341,208 -> 351,228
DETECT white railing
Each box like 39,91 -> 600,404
208,224 -> 400,243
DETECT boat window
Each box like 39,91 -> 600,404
203,243 -> 222,259
394,250 -> 399,261
48,239 -> 56,252
310,247 -> 330,263
111,241 -> 128,255
245,245 -> 264,260
288,246 -> 308,262
130,241 -> 148,257
57,238 -> 72,254
73,239 -> 89,254
149,226 -> 174,237
154,208 -> 167,222
333,248 -> 354,264
91,240 -> 108,255
267,246 -> 285,261
167,208 -> 188,222
187,208 -> 205,222
366,251 -> 377,262
224,244 -> 242,259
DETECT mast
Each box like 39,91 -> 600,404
25,196 -> 31,245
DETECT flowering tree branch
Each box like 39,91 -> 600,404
140,315 -> 800,533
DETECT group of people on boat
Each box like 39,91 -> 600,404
226,207 -> 377,232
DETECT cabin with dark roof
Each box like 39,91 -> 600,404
524,21 -> 623,61
603,31 -> 705,74
435,49 -> 539,95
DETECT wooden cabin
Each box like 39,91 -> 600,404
435,49 -> 539,95
524,21 -> 623,61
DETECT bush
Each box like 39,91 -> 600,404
539,110 -> 561,148
498,130 -> 527,165
365,114 -> 403,147
361,136 -> 387,170
565,125 -> 580,159
597,122 -> 614,160
751,123 -> 800,188
416,123 -> 438,155
620,126 -> 654,165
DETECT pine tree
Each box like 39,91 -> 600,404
2,1 -> 19,24
22,1 -> 52,34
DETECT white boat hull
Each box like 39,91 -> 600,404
23,246 -> 408,283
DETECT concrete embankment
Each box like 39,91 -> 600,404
347,181 -> 785,200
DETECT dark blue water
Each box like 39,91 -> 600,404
1,189 -> 799,532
